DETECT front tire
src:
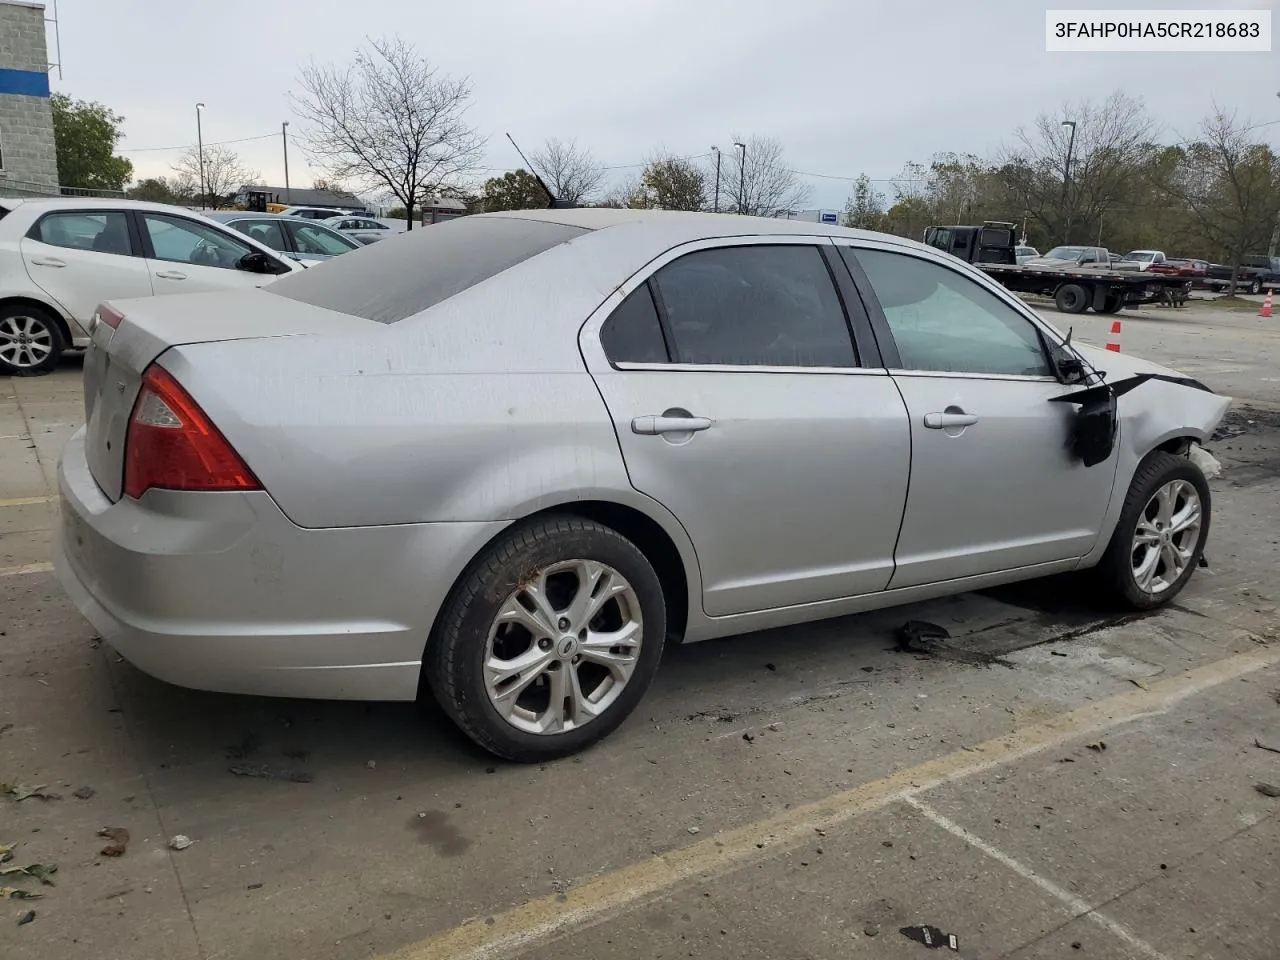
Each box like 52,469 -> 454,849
0,303 -> 65,376
425,516 -> 666,762
1095,452 -> 1210,610
1248,278 -> 1262,295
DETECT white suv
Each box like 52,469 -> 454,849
0,198 -> 302,375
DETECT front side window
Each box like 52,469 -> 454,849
34,211 -> 133,255
227,219 -> 287,252
652,245 -> 856,368
286,222 -> 360,256
142,214 -> 255,269
849,248 -> 1052,377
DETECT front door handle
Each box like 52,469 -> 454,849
154,270 -> 187,280
632,415 -> 713,436
30,256 -> 66,267
924,412 -> 979,429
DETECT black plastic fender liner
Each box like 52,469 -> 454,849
1048,373 -> 1220,467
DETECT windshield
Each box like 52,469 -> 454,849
1044,246 -> 1088,261
1125,251 -> 1157,262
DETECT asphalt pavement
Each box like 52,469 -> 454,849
2,295 -> 1278,960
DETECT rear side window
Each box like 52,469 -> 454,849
268,216 -> 591,324
601,284 -> 668,364
230,219 -> 287,252
652,245 -> 856,367
33,211 -> 133,255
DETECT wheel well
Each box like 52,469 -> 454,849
543,501 -> 691,643
0,296 -> 72,346
1155,436 -> 1195,456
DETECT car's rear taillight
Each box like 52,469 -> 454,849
123,365 -> 261,500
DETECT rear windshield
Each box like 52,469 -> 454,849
267,215 -> 591,324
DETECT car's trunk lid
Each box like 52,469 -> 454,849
82,290 -> 367,501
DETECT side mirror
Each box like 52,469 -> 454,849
1053,351 -> 1087,384
237,251 -> 287,275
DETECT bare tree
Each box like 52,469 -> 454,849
719,135 -> 811,217
530,138 -> 605,204
171,144 -> 258,209
1158,109 -> 1280,293
997,92 -> 1158,246
291,36 -> 485,229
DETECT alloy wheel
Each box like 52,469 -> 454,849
0,314 -> 55,370
1130,479 -> 1202,595
484,559 -> 643,735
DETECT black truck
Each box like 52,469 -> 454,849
1204,255 -> 1280,294
922,222 -> 1193,314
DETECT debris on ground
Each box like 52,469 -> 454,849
168,835 -> 193,851
0,723 -> 13,737
896,620 -> 951,655
0,863 -> 56,885
1254,783 -> 1280,798
0,843 -> 13,864
1,783 -> 61,802
224,732 -> 262,760
1,888 -> 41,900
227,763 -> 313,783
1086,741 -> 1107,752
16,909 -> 35,926
366,760 -> 377,770
863,922 -> 880,937
97,827 -> 130,857
1255,739 -> 1280,755
900,924 -> 960,950
71,786 -> 95,800
687,826 -> 700,835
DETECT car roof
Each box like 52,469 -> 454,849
0,196 -> 206,215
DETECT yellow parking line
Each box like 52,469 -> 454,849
0,561 -> 54,577
379,644 -> 1280,960
0,496 -> 54,508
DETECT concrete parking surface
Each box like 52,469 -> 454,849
2,297 -> 1279,960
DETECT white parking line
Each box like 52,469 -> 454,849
0,561 -> 54,578
903,796 -> 1172,960
0,496 -> 54,508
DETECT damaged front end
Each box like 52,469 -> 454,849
1050,344 -> 1232,469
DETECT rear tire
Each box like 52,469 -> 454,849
1248,278 -> 1262,295
1094,452 -> 1210,610
0,303 -> 65,376
1098,293 -> 1125,314
424,516 -> 666,762
1055,283 -> 1089,314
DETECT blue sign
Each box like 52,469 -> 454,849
820,212 -> 838,224
0,69 -> 51,98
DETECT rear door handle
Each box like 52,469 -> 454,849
924,412 -> 979,429
632,415 -> 713,436
30,256 -> 66,267
154,270 -> 187,280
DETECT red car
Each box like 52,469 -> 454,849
1148,258 -> 1209,280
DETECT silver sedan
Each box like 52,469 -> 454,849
54,210 -> 1230,761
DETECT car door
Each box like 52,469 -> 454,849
137,211 -> 291,295
19,209 -> 152,324
836,242 -> 1118,589
580,238 -> 912,617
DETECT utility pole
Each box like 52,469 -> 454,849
282,121 -> 291,204
711,146 -> 721,213
1060,119 -> 1077,244
195,103 -> 206,210
733,141 -> 746,215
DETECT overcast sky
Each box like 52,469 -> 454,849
49,0 -> 1280,210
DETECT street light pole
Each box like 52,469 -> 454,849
711,146 -> 721,213
195,102 -> 206,210
1060,119 -> 1077,244
733,141 -> 746,215
282,121 -> 291,205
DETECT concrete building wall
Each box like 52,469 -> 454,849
0,0 -> 59,195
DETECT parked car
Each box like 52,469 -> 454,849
0,197 -> 301,375
205,213 -> 362,266
1014,245 -> 1039,264
1115,250 -> 1167,272
1147,258 -> 1209,281
1023,245 -> 1111,268
54,210 -> 1229,761
1204,255 -> 1278,294
278,205 -> 364,221
323,215 -> 406,245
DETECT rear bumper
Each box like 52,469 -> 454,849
54,427 -> 506,701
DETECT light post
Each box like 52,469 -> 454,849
282,121 -> 291,204
195,102 -> 206,210
711,146 -> 721,213
733,141 -> 746,215
1060,119 -> 1077,244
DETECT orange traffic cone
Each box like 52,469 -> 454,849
1261,290 -> 1273,319
1105,318 -> 1122,352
